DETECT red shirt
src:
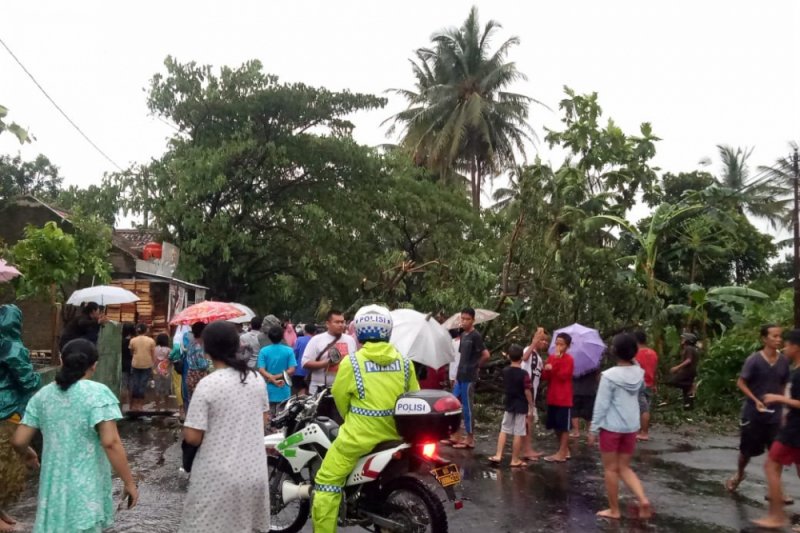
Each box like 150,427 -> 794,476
635,347 -> 658,389
542,353 -> 574,407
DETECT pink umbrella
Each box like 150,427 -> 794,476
169,301 -> 245,325
0,259 -> 21,283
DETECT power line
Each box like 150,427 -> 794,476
0,37 -> 124,171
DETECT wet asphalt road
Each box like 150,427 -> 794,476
10,417 -> 800,532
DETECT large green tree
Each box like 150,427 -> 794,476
0,153 -> 63,201
112,58 -> 489,318
489,90 -> 663,335
386,6 -> 535,210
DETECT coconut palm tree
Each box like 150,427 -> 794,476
385,7 -> 537,210
716,144 -> 790,228
756,142 -> 799,231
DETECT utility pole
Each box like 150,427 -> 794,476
794,148 -> 800,328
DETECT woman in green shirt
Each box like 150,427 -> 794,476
12,339 -> 139,532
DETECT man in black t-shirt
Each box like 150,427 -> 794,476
726,324 -> 790,493
450,307 -> 490,449
753,329 -> 800,529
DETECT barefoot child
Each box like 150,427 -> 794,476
753,328 -> 800,530
489,344 -> 534,467
588,333 -> 651,520
522,328 -> 548,460
542,333 -> 574,463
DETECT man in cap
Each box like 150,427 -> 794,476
669,332 -> 700,409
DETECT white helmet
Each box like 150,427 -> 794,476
353,305 -> 393,343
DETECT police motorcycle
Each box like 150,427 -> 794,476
264,380 -> 464,533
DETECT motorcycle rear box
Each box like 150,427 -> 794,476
394,390 -> 462,442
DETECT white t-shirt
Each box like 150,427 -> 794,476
522,348 -> 544,401
448,338 -> 461,381
300,332 -> 357,390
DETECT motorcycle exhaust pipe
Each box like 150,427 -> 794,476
282,481 -> 312,503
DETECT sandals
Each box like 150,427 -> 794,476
487,456 -> 502,465
510,461 -> 528,468
452,442 -> 475,449
543,456 -> 567,463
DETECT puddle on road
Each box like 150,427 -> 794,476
9,421 -> 797,532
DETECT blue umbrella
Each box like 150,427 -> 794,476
548,323 -> 606,377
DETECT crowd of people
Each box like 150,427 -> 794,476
3,300 -> 800,530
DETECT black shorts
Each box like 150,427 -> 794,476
740,418 -> 780,458
572,395 -> 595,421
546,405 -> 571,432
291,375 -> 307,391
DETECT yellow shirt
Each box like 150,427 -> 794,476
130,335 -> 156,369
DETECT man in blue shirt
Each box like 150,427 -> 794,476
292,323 -> 317,396
257,326 -> 296,416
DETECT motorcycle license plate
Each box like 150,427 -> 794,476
431,464 -> 461,488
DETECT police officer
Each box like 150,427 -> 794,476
311,304 -> 420,533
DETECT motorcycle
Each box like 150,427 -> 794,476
264,387 -> 463,533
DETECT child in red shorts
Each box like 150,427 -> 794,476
588,333 -> 651,520
753,328 -> 800,530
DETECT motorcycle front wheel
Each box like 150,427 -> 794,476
267,455 -> 310,533
378,476 -> 449,533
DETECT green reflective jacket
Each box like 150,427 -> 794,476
0,304 -> 42,420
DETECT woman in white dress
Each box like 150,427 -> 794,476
179,321 -> 270,533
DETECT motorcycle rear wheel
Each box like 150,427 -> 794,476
267,456 -> 311,533
378,476 -> 448,533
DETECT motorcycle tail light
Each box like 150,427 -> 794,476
433,396 -> 461,413
422,442 -> 437,459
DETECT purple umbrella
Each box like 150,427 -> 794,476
548,323 -> 606,377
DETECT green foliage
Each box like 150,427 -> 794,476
11,222 -> 80,300
110,57 -> 488,318
55,183 -> 120,225
488,89 -> 664,337
545,88 -> 661,211
0,153 -> 62,201
696,290 -> 793,415
0,105 -> 29,144
10,216 -> 112,302
70,213 -> 113,285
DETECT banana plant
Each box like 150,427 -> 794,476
666,284 -> 769,340
590,202 -> 704,299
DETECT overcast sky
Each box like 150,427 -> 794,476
2,0 -> 798,226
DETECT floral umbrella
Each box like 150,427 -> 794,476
169,301 -> 245,326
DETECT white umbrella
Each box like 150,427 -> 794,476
67,285 -> 140,306
226,303 -> 256,324
441,308 -> 500,330
390,309 -> 457,369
